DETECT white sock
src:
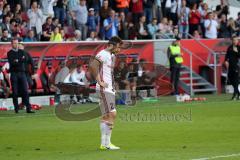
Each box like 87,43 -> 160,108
100,122 -> 107,146
100,121 -> 113,146
105,123 -> 113,146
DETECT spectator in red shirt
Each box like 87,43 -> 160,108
189,3 -> 201,36
115,0 -> 130,15
130,0 -> 143,25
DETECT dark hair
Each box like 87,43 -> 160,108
175,36 -> 181,41
11,38 -> 19,43
28,29 -> 34,33
139,59 -> 146,63
108,36 -> 123,46
232,35 -> 238,40
52,17 -> 58,22
3,4 -> 9,10
3,14 -> 10,22
207,12 -> 212,16
77,64 -> 82,68
2,29 -> 8,33
31,0 -> 38,6
152,18 -> 157,21
46,16 -> 52,22
10,18 -> 16,24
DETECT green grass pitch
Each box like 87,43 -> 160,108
0,94 -> 240,160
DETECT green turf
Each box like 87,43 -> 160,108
0,94 -> 240,160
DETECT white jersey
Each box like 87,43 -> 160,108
95,49 -> 115,93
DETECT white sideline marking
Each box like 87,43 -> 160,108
192,153 -> 240,160
0,113 -> 53,119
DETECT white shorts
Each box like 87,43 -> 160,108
98,89 -> 116,115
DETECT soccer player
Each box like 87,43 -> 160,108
90,36 -> 123,150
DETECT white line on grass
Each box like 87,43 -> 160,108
192,153 -> 240,160
0,113 -> 54,119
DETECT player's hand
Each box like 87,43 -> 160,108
99,81 -> 108,88
225,61 -> 229,69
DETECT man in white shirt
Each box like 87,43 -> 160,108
89,36 -> 123,150
204,12 -> 219,39
27,1 -> 43,40
69,64 -> 90,103
71,0 -> 88,40
41,0 -> 56,22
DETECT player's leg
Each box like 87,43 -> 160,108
99,91 -> 120,150
100,111 -> 117,146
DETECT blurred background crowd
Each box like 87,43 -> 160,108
0,0 -> 239,42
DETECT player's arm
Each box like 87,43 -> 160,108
89,58 -> 108,88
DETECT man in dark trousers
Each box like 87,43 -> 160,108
168,37 -> 183,95
18,42 -> 35,94
225,36 -> 240,100
7,38 -> 34,113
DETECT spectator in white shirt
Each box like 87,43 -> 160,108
67,0 -> 79,26
71,0 -> 88,40
69,64 -> 90,104
71,64 -> 87,85
204,12 -> 219,39
27,1 -> 43,40
41,0 -> 56,22
178,0 -> 190,39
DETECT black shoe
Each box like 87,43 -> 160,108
15,110 -> 19,114
26,110 -> 35,113
231,94 -> 237,100
70,100 -> 77,104
86,98 -> 92,103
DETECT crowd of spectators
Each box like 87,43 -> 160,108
0,0 -> 239,42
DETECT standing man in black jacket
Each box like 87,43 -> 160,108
18,42 -> 35,94
225,36 -> 240,100
7,38 -> 34,113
